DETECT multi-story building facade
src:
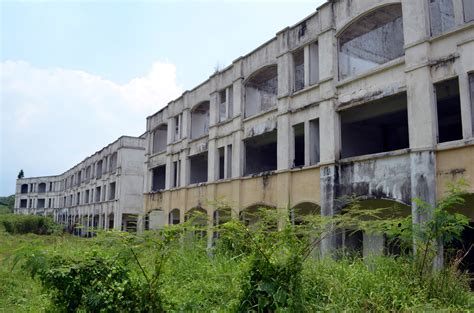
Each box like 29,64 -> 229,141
15,136 -> 146,233
143,0 -> 474,258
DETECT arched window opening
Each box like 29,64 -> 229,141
191,101 -> 210,139
244,65 -> 278,118
339,4 -> 404,80
152,124 -> 168,154
21,184 -> 28,194
169,208 -> 181,225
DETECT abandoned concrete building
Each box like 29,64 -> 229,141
143,0 -> 474,260
14,136 -> 146,234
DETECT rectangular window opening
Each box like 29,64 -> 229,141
152,165 -> 166,191
218,147 -> 225,180
436,77 -> 463,143
37,199 -> 45,209
95,187 -> 101,203
293,123 -> 305,167
109,182 -> 116,200
464,0 -> 474,22
20,199 -> 27,208
244,129 -> 277,176
190,152 -> 208,184
294,49 -> 305,92
309,119 -> 320,165
219,90 -> 227,122
172,161 -> 180,188
341,93 -> 409,158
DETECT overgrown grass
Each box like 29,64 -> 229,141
0,214 -> 62,235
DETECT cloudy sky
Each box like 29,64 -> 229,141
0,0 -> 324,196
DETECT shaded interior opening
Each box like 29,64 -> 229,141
190,152 -> 208,184
341,93 -> 409,158
339,4 -> 404,80
436,77 -> 463,143
152,165 -> 166,192
20,199 -> 27,208
191,101 -> 210,139
294,49 -> 305,92
245,65 -> 278,118
430,0 -> 455,36
109,182 -> 116,200
309,119 -> 320,165
169,209 -> 180,225
38,183 -> 46,193
37,198 -> 45,209
244,130 -> 277,176
218,147 -> 225,180
21,184 -> 28,194
293,123 -> 305,167
152,124 -> 168,154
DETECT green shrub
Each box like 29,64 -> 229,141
0,214 -> 62,235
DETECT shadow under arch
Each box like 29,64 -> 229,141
240,203 -> 276,228
185,206 -> 208,238
291,201 -> 321,225
340,197 -> 411,258
168,208 -> 180,225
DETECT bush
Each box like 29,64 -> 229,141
0,214 -> 62,235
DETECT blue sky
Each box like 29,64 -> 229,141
0,0 -> 325,196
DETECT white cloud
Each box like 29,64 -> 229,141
0,60 -> 183,195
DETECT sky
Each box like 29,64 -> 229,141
0,0 -> 325,196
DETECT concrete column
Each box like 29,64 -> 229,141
458,41 -> 474,139
406,65 -> 437,149
165,155 -> 173,189
277,113 -> 291,170
232,78 -> 243,117
303,45 -> 310,87
233,131 -> 244,178
304,121 -> 311,167
137,214 -> 144,233
320,165 -> 341,255
319,100 -> 340,163
181,149 -> 190,186
208,139 -> 218,182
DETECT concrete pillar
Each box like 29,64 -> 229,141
233,131 -> 244,178
320,165 -> 341,255
277,113 -> 291,170
208,139 -> 217,182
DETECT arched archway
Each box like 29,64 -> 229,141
191,101 -> 210,139
169,208 -> 181,225
341,198 -> 411,257
244,65 -> 278,118
185,207 -> 208,238
338,3 -> 404,80
212,207 -> 232,239
21,184 -> 28,194
291,202 -> 321,226
240,203 -> 276,229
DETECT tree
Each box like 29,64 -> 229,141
17,169 -> 24,179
